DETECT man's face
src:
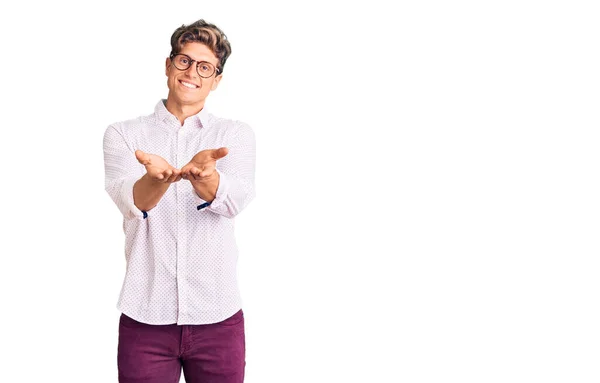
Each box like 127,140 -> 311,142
165,42 -> 222,108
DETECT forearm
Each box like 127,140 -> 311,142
133,173 -> 171,211
191,172 -> 220,202
192,122 -> 255,217
193,170 -> 254,218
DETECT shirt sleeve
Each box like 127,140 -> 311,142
194,122 -> 256,218
103,125 -> 146,220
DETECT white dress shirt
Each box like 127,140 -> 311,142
103,100 -> 255,325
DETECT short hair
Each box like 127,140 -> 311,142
169,19 -> 232,75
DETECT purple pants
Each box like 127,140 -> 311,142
118,310 -> 245,383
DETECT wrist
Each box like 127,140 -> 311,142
191,171 -> 219,202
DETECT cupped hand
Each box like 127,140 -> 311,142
181,147 -> 228,182
135,150 -> 182,183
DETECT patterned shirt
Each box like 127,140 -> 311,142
103,99 -> 255,325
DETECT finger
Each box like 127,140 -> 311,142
168,169 -> 181,183
157,169 -> 171,182
211,147 -> 229,160
191,167 -> 202,178
182,168 -> 194,180
135,150 -> 150,165
199,168 -> 214,177
180,166 -> 189,178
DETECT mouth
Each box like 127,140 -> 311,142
179,80 -> 199,89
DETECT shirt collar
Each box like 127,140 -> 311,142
154,99 -> 209,129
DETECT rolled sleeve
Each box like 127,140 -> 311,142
192,169 -> 232,212
209,169 -> 231,210
192,123 -> 256,218
103,125 -> 145,220
119,176 -> 146,219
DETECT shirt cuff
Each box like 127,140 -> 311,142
193,169 -> 229,211
121,176 -> 146,220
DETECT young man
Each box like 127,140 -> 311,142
103,20 -> 255,383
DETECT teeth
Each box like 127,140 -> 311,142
181,81 -> 197,89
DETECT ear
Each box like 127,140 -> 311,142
211,74 -> 223,91
165,57 -> 171,76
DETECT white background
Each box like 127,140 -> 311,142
0,1 -> 599,382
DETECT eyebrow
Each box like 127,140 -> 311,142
178,53 -> 218,66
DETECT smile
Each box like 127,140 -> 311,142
179,80 -> 199,89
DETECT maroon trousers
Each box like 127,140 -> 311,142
118,310 -> 245,383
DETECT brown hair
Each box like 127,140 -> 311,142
170,19 -> 232,74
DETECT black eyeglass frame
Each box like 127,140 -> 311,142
169,53 -> 221,78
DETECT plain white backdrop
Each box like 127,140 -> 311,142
0,1 -> 599,382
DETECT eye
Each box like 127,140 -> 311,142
199,63 -> 211,72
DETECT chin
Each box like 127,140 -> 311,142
180,96 -> 204,105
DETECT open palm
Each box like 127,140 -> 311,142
135,150 -> 182,183
181,147 -> 228,181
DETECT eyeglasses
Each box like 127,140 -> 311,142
169,53 -> 220,78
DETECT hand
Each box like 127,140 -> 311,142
135,150 -> 182,183
181,147 -> 229,183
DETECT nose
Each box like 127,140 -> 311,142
185,62 -> 198,77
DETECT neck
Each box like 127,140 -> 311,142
165,98 -> 204,125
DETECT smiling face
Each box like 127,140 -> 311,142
165,42 -> 222,112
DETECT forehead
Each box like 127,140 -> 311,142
179,42 -> 218,64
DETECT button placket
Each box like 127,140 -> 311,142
176,126 -> 187,321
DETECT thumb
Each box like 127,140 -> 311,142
135,150 -> 150,165
212,147 -> 229,160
